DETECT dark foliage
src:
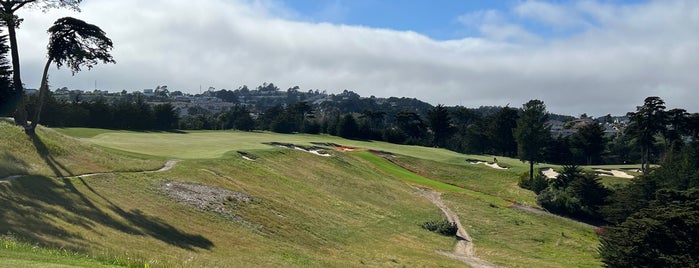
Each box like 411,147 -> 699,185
421,219 -> 458,236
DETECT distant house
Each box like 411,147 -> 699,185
548,120 -> 576,138
143,89 -> 154,97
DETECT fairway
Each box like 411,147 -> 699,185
69,129 -> 485,162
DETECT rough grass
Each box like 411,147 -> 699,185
444,192 -> 601,267
0,122 -> 162,178
387,155 -> 539,206
2,126 -> 605,267
0,148 -> 462,266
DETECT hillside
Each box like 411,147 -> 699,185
0,123 -> 603,267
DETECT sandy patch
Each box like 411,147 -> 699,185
268,142 -> 333,157
541,168 -> 559,179
467,160 -> 508,170
594,169 -> 634,179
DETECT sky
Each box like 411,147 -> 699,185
12,0 -> 699,116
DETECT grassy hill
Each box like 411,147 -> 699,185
0,122 -> 606,267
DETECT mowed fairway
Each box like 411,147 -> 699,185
0,125 -> 603,267
69,129 -> 480,162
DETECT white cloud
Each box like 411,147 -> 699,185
514,0 -> 589,29
10,0 -> 699,116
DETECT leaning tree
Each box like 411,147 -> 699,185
0,0 -> 81,126
30,16 -> 114,134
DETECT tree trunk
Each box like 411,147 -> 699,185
28,58 -> 52,134
6,15 -> 27,127
529,161 -> 534,180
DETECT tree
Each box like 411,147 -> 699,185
570,122 -> 606,165
1,0 -> 81,126
30,17 -> 114,134
514,100 -> 551,180
394,111 -> 426,144
626,96 -> 667,173
488,106 -> 519,157
153,103 -> 178,130
664,108 -> 689,146
0,31 -> 13,115
337,114 -> 359,139
600,189 -> 699,267
427,104 -> 452,147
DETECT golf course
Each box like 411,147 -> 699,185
0,120 -> 617,267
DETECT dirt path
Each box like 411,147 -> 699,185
415,187 -> 500,268
0,160 -> 178,182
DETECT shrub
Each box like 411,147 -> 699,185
519,171 -> 548,194
421,219 -> 457,236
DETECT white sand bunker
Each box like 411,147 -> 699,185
267,142 -> 332,157
541,168 -> 559,179
466,160 -> 508,170
594,169 -> 634,179
237,151 -> 257,161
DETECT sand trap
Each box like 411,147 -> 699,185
267,142 -> 332,157
594,169 -> 634,179
308,149 -> 331,157
467,160 -> 508,170
242,156 -> 255,161
541,168 -> 559,179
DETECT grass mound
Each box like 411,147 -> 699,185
0,121 -> 161,178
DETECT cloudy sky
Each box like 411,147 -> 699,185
14,0 -> 699,116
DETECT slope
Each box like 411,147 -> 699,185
1,126 -> 602,267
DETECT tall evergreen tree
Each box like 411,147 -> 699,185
514,99 -> 551,180
626,96 -> 667,173
488,106 -> 519,157
570,122 -> 606,165
427,104 -> 451,147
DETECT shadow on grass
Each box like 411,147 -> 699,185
3,133 -> 213,251
0,176 -> 213,251
29,133 -> 75,177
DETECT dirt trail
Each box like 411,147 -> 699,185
415,187 -> 500,268
0,160 -> 178,182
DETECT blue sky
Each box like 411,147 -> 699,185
281,0 -> 647,40
283,0 -> 512,40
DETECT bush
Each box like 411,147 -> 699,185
421,219 -> 457,236
519,171 -> 548,194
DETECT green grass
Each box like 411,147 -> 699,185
444,192 -> 601,267
0,122 -> 162,178
1,126 -> 605,267
0,238 -> 133,267
352,151 -> 511,206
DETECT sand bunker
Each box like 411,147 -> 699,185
237,151 -> 257,161
541,168 -> 559,179
267,142 -> 332,157
594,169 -> 634,179
466,160 -> 508,170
